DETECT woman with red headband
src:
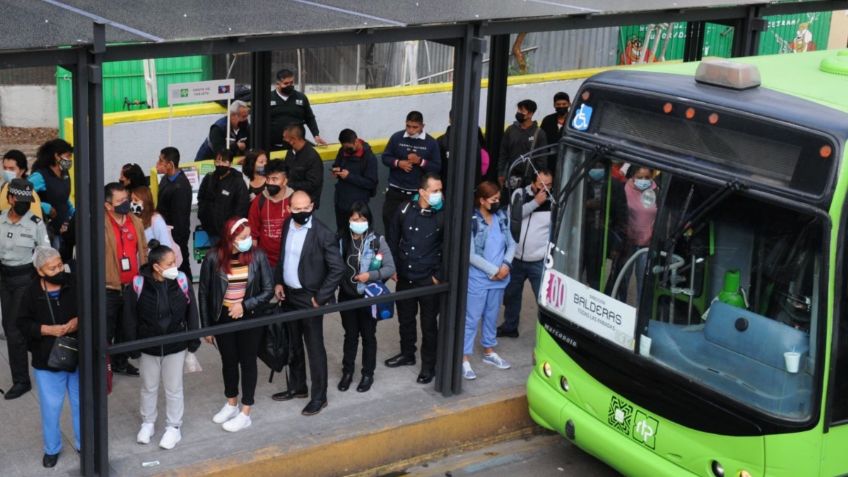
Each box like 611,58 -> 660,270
199,217 -> 273,433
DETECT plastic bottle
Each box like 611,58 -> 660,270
718,270 -> 746,309
370,252 -> 383,271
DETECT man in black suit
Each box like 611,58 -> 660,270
271,190 -> 343,415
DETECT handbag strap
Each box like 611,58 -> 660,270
44,285 -> 58,326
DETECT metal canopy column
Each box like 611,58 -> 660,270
250,51 -> 272,151
74,22 -> 109,476
484,34 -> 510,181
683,21 -> 706,62
435,23 -> 485,396
731,6 -> 766,57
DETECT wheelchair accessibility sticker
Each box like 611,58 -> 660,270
572,103 -> 593,131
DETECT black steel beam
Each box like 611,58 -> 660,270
72,48 -> 96,477
250,51 -> 272,151
484,34 -> 510,182
102,24 -> 467,63
81,22 -> 109,476
683,21 -> 706,62
731,6 -> 766,57
0,47 -> 82,69
108,284 -> 449,354
435,24 -> 485,396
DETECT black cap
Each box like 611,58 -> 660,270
8,178 -> 34,203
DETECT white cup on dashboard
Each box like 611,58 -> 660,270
784,351 -> 801,374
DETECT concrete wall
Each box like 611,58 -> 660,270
102,76 -> 588,176
0,85 -> 58,127
828,10 -> 848,48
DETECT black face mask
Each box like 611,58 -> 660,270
489,202 -> 501,214
281,85 -> 295,95
515,112 -> 526,123
266,184 -> 282,196
344,147 -> 356,155
555,107 -> 569,116
113,201 -> 131,216
43,271 -> 67,286
214,165 -> 229,177
12,201 -> 29,216
291,211 -> 311,225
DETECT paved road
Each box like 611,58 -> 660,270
397,432 -> 622,477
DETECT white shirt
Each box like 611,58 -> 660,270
283,218 -> 312,289
276,90 -> 290,102
403,129 -> 426,140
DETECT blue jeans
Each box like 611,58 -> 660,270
501,259 -> 544,332
33,368 -> 80,455
465,287 -> 506,356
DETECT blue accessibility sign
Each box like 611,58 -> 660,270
571,103 -> 593,131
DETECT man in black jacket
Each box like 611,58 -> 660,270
331,128 -> 378,234
283,124 -> 324,209
272,191 -> 343,415
156,147 -> 193,281
436,111 -> 487,187
539,92 -> 571,149
197,150 -> 250,244
268,68 -> 326,151
497,99 -> 548,189
385,173 -> 444,384
195,100 -> 250,160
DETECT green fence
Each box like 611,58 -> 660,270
618,12 -> 832,64
56,56 -> 212,137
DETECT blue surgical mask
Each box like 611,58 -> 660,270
349,221 -> 369,235
2,170 -> 15,182
634,178 -> 652,191
427,191 -> 443,210
588,168 -> 605,182
235,237 -> 253,252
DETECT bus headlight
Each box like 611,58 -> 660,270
711,460 -> 725,477
542,361 -> 552,378
739,471 -> 753,477
560,376 -> 570,392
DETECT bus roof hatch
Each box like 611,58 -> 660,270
695,59 -> 761,90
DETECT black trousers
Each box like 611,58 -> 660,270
381,188 -> 414,234
216,308 -> 263,406
175,237 -> 192,283
106,289 -> 129,369
0,269 -> 35,386
339,291 -> 377,377
334,206 -> 349,237
395,277 -> 440,373
285,288 -> 328,402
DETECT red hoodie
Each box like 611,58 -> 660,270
248,190 -> 292,268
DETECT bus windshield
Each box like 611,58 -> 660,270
541,146 -> 823,421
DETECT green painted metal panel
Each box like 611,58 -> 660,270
618,12 -> 833,65
56,56 -> 212,136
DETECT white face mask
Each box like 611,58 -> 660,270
161,266 -> 179,280
2,170 -> 16,182
236,237 -> 253,253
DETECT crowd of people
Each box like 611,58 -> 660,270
0,72 -> 579,466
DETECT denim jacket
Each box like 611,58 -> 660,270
470,208 -> 516,278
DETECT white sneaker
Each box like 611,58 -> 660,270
482,352 -> 511,369
222,412 -> 252,433
136,423 -> 154,445
158,426 -> 181,450
212,403 -> 240,424
462,361 -> 477,380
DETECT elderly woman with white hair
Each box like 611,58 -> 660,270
17,246 -> 79,468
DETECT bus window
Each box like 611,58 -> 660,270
640,175 -> 822,421
543,147 -> 823,422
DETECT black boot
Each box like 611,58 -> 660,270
337,372 -> 353,392
356,375 -> 374,393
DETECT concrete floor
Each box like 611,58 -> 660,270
0,282 -> 542,477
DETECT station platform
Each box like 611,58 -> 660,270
0,284 -> 541,477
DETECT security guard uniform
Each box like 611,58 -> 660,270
0,179 -> 49,398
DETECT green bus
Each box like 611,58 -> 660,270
527,49 -> 848,477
